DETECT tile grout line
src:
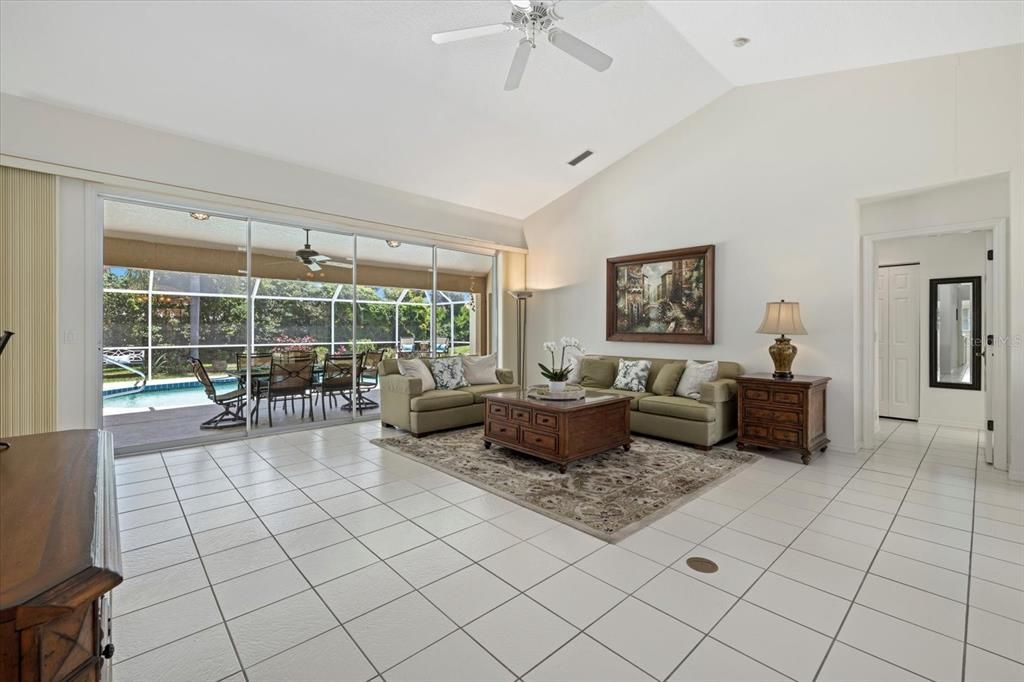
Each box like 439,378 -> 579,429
960,432 -> 982,682
810,423 -> 945,682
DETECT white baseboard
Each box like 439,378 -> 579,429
917,417 -> 985,430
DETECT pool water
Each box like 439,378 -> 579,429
103,380 -> 240,411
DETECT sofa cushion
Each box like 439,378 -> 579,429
397,358 -> 436,392
651,361 -> 686,396
457,384 -> 518,403
410,389 -> 475,412
590,388 -> 653,410
580,358 -> 616,388
462,354 -> 499,385
639,395 -> 716,422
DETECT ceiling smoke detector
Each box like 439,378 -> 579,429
733,37 -> 750,48
189,211 -> 210,221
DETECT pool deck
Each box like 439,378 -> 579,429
103,389 -> 381,452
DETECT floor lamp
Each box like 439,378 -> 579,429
507,291 -> 533,386
0,331 -> 13,450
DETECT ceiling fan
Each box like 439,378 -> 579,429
265,229 -> 352,273
431,0 -> 613,91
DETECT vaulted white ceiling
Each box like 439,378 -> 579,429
2,1 -> 1019,220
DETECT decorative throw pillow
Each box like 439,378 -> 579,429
462,353 -> 498,385
430,356 -> 469,390
579,358 -> 617,388
397,358 -> 436,392
675,360 -> 719,399
612,359 -> 652,393
565,347 -> 586,384
652,361 -> 687,396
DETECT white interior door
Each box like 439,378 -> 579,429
983,233 -> 994,464
879,264 -> 920,420
877,269 -> 891,418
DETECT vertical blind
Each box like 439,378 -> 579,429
1,166 -> 57,436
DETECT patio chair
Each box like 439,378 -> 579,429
320,357 -> 355,418
235,352 -> 273,397
258,359 -> 315,427
283,349 -> 315,363
188,357 -> 246,429
399,337 -> 415,354
357,351 -> 384,410
436,337 -> 449,354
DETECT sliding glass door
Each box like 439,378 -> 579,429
101,197 -> 497,452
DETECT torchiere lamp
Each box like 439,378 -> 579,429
756,301 -> 806,379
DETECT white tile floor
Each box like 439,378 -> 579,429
110,420 -> 1024,682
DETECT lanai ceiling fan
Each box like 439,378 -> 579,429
431,0 -> 613,90
264,229 -> 352,273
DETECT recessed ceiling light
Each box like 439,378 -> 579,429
733,37 -> 750,48
386,240 -> 401,248
189,211 -> 210,221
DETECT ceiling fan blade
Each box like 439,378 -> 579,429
323,261 -> 353,269
306,261 -> 322,272
431,22 -> 514,44
504,38 -> 532,91
547,28 -> 612,72
310,255 -> 331,262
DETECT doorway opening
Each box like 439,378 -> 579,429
862,220 -> 1007,470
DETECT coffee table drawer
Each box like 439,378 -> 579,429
520,428 -> 558,454
511,406 -> 532,424
488,402 -> 509,419
486,420 -> 518,442
532,411 -> 558,431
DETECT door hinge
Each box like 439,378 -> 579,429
987,249 -> 994,261
987,420 -> 994,431
987,334 -> 994,346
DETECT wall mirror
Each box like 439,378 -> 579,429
929,276 -> 982,391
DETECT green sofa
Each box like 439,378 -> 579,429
579,355 -> 742,449
379,358 -> 518,436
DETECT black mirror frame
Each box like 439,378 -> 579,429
928,276 -> 982,391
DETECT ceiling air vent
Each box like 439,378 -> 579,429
567,149 -> 593,167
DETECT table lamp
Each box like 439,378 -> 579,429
756,301 -> 806,379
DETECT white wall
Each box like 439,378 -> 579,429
876,232 -> 989,428
522,45 -> 1023,455
0,94 -> 525,250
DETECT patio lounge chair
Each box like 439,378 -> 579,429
399,337 -> 415,355
188,357 -> 247,429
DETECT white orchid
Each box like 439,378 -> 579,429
539,337 -> 584,382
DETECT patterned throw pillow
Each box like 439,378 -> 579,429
612,359 -> 652,393
430,356 -> 469,390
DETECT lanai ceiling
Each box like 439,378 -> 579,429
2,1 -> 1020,219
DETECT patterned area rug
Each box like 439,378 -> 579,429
372,427 -> 758,540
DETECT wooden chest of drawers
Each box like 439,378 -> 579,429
1,430 -> 121,681
736,374 -> 830,464
483,391 -> 632,473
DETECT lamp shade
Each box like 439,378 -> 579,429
757,300 -> 807,335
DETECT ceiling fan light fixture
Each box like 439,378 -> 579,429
733,37 -> 751,48
386,240 -> 401,248
510,0 -> 533,8
189,211 -> 210,221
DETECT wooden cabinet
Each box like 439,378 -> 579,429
736,374 -> 830,464
1,430 -> 122,682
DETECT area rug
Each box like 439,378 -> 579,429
372,427 -> 758,541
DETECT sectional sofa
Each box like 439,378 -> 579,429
380,354 -> 741,449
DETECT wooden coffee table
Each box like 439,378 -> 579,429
483,390 -> 632,473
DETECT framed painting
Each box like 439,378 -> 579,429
606,245 -> 715,344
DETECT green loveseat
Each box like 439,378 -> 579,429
578,355 -> 742,449
379,358 -> 517,436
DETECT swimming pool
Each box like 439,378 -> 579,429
103,379 -> 239,411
